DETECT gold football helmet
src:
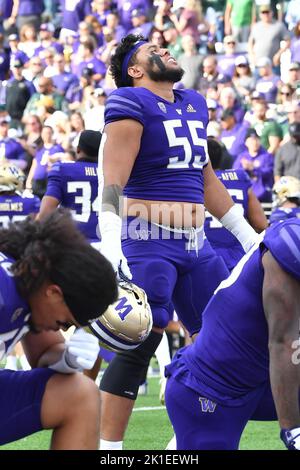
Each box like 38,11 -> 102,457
87,281 -> 153,352
272,176 -> 300,207
0,163 -> 25,193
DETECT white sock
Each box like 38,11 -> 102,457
155,331 -> 171,378
165,435 -> 177,450
99,439 -> 123,450
5,355 -> 18,370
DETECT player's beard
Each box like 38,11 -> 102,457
147,55 -> 184,83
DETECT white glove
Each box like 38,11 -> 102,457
99,211 -> 132,280
281,427 -> 300,450
50,329 -> 100,374
219,204 -> 261,253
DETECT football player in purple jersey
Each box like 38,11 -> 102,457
38,130 -> 102,243
97,34 -> 260,449
0,209 -> 117,449
165,219 -> 300,450
205,138 -> 268,270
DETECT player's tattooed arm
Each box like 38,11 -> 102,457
262,251 -> 300,430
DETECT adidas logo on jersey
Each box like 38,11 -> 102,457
186,104 -> 196,112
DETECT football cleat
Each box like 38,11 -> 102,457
87,281 -> 153,352
272,176 -> 300,208
0,163 -> 25,193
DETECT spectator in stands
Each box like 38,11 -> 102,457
103,11 -> 126,44
280,101 -> 300,143
233,127 -> 274,202
197,54 -> 219,95
217,86 -> 245,123
23,77 -> 69,118
69,111 -> 85,150
255,56 -> 281,104
128,8 -> 153,39
178,34 -> 203,90
246,100 -> 283,154
18,23 -> 39,58
232,55 -> 255,101
18,114 -> 43,167
163,22 -> 183,60
217,34 -> 239,78
52,53 -> 79,96
91,0 -> 112,27
41,47 -> 58,78
117,0 -> 151,34
274,122 -> 300,181
5,57 -> 35,131
248,4 -> 289,69
8,33 -> 29,68
34,23 -> 64,58
149,28 -> 167,48
224,0 -> 254,42
285,62 -> 300,92
220,109 -> 248,160
170,0 -> 209,45
25,125 -> 64,198
275,88 -> 297,138
0,116 -> 27,170
72,39 -> 106,85
22,56 -> 44,89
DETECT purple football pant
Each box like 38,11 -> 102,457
0,368 -> 56,445
122,218 -> 229,335
165,376 -> 300,450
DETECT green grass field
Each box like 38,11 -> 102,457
0,375 -> 285,451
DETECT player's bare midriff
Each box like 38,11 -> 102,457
124,197 -> 205,228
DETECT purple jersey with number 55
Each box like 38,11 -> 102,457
104,87 -> 210,203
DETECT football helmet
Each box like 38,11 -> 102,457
272,176 -> 300,207
0,163 -> 25,193
86,281 -> 153,352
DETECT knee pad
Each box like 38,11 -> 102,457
100,330 -> 162,400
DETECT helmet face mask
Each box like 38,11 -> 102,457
0,163 -> 25,194
87,281 -> 153,352
272,176 -> 300,208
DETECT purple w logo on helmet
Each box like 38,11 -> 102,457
115,296 -> 133,320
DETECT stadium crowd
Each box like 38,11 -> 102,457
0,0 -> 299,202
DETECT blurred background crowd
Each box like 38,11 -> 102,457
0,0 -> 300,202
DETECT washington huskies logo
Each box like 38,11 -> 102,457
115,296 -> 133,320
198,397 -> 217,413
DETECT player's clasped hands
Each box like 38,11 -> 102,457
50,329 -> 100,374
